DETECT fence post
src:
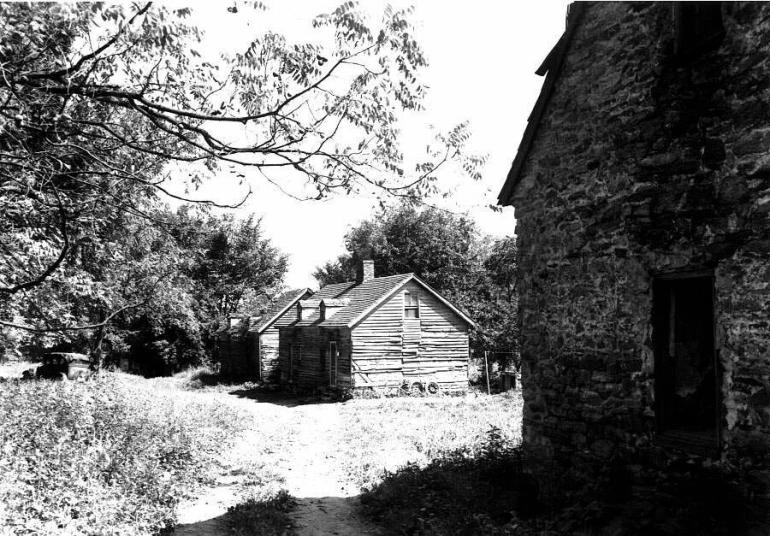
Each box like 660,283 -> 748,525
484,350 -> 491,395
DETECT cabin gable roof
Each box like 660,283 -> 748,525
253,288 -> 313,333
281,273 -> 474,330
497,2 -> 586,206
300,273 -> 475,329
345,274 -> 475,330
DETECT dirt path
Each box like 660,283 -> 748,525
174,397 -> 381,536
283,404 -> 381,536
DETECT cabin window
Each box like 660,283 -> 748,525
674,2 -> 724,59
404,291 -> 420,319
652,275 -> 718,449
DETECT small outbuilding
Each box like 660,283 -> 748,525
278,261 -> 474,393
217,288 -> 312,380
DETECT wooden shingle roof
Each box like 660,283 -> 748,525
318,273 -> 413,327
313,281 -> 357,300
283,273 -> 475,329
252,288 -> 312,333
497,2 -> 585,206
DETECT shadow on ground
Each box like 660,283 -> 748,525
169,493 -> 379,536
227,386 -> 342,408
360,442 -> 768,536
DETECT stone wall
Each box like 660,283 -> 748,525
508,1 -> 770,516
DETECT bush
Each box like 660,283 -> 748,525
0,373 -> 249,535
225,489 -> 295,536
361,428 -> 538,536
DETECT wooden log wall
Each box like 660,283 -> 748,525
278,326 -> 352,390
351,280 -> 469,392
258,329 -> 280,383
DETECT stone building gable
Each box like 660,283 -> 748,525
500,1 -> 770,522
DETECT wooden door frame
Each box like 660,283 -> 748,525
652,271 -> 720,451
288,344 -> 294,383
329,341 -> 338,387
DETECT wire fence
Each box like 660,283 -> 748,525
468,350 -> 520,394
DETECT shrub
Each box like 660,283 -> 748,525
225,489 -> 295,536
0,373 -> 249,535
361,428 -> 538,536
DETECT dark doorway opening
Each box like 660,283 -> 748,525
653,274 -> 719,449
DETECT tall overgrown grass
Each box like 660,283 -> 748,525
337,391 -> 523,490
361,429 -> 538,536
0,373 -> 251,536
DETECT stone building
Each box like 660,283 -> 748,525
499,1 -> 769,521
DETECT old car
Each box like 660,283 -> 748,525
36,352 -> 92,380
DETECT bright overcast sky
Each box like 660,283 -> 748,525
175,0 -> 571,289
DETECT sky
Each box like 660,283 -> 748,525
175,0 -> 571,288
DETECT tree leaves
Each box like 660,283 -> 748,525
312,203 -> 518,363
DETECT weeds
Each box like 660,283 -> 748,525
361,428 -> 538,536
225,489 -> 295,536
0,373 -> 251,536
337,391 -> 523,490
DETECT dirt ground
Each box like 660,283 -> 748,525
170,386 -> 522,536
172,395 -> 383,536
0,363 -> 520,535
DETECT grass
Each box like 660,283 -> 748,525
336,390 -> 523,490
354,395 -> 759,536
360,430 -> 540,536
0,361 -> 527,536
225,489 -> 295,536
0,365 -> 282,536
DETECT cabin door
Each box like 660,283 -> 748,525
289,344 -> 301,384
329,341 -> 338,387
653,276 -> 718,442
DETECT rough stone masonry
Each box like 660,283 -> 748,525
499,1 -> 770,519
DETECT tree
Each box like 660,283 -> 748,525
485,236 -> 517,302
0,199 -> 289,370
313,204 -> 518,364
0,1 -> 482,316
0,197 -> 198,365
184,212 -> 288,319
313,206 -> 482,291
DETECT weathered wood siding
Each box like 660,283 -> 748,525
278,325 -> 352,390
351,280 -> 469,391
258,328 -> 280,382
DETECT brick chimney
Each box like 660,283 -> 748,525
361,259 -> 375,282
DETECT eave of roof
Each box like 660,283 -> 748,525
254,288 -> 313,333
320,273 -> 476,329
497,2 -> 586,206
317,273 -> 413,328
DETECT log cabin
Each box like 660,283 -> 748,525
217,288 -> 312,380
278,260 -> 474,393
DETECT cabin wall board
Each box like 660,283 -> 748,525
278,326 -> 352,390
351,280 -> 469,390
259,328 -> 280,382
